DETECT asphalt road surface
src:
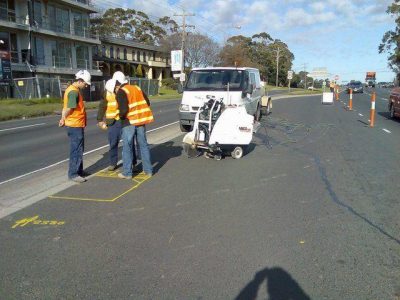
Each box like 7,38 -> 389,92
0,90 -> 399,299
0,99 -> 181,183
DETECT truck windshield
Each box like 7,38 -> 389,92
185,70 -> 244,91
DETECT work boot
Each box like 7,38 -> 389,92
70,176 -> 86,183
108,165 -> 117,171
118,173 -> 132,179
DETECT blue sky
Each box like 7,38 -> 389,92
101,0 -> 397,83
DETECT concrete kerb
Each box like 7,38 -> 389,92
270,93 -> 322,101
0,123 -> 182,220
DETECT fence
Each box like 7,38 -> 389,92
1,77 -> 159,100
128,77 -> 159,96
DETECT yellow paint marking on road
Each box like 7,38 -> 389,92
12,215 -> 65,228
48,195 -> 116,202
48,172 -> 151,202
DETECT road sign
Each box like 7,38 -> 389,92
170,50 -> 182,72
287,70 -> 293,80
308,67 -> 328,79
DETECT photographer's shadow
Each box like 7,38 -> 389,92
148,140 -> 182,174
83,140 -> 182,176
236,267 -> 311,300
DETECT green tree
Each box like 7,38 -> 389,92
220,33 -> 294,86
219,35 -> 256,68
379,1 -> 400,76
91,9 -> 178,45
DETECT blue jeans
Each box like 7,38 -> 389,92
121,125 -> 137,177
66,127 -> 84,179
108,120 -> 122,166
135,125 -> 153,175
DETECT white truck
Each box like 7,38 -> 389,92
178,67 -> 271,132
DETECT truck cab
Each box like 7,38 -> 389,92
178,67 -> 268,132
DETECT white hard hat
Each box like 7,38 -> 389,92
75,70 -> 91,85
105,79 -> 116,93
112,71 -> 128,85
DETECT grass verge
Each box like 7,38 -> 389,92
0,87 -> 180,122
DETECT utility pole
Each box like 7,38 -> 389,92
272,47 -> 282,87
298,63 -> 308,89
174,9 -> 195,82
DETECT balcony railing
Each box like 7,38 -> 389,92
0,7 -> 30,26
0,7 -> 16,22
53,56 -> 72,69
76,58 -> 89,69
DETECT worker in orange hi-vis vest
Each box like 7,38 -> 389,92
329,81 -> 335,93
59,70 -> 91,183
112,71 -> 154,179
96,79 -> 136,171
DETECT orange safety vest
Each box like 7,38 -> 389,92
63,85 -> 86,127
105,91 -> 120,120
122,85 -> 154,126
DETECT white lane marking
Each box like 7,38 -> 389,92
358,113 -> 364,116
0,123 -> 46,132
382,128 -> 391,134
0,121 -> 180,186
381,98 -> 388,101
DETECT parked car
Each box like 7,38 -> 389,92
389,87 -> 400,119
347,81 -> 363,93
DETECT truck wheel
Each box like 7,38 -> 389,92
231,146 -> 243,159
266,100 -> 271,115
254,105 -> 261,121
180,123 -> 192,132
390,104 -> 395,119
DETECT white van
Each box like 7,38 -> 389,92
178,67 -> 271,132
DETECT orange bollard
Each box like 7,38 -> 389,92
370,92 -> 376,127
349,89 -> 353,110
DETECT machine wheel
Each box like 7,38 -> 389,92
214,154 -> 222,161
231,146 -> 243,159
390,104 -> 395,119
180,123 -> 192,132
254,104 -> 261,121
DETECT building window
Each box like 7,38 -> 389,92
123,48 -> 127,60
102,45 -> 106,57
33,0 -> 42,26
132,50 -> 135,61
47,5 -> 70,34
34,37 -> 45,65
0,0 -> 16,22
76,44 -> 89,68
50,40 -> 72,68
92,46 -> 98,57
116,48 -> 120,59
143,52 -> 146,62
110,47 -> 114,58
73,12 -> 89,37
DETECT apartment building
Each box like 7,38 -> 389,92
0,0 -> 101,80
94,36 -> 171,81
